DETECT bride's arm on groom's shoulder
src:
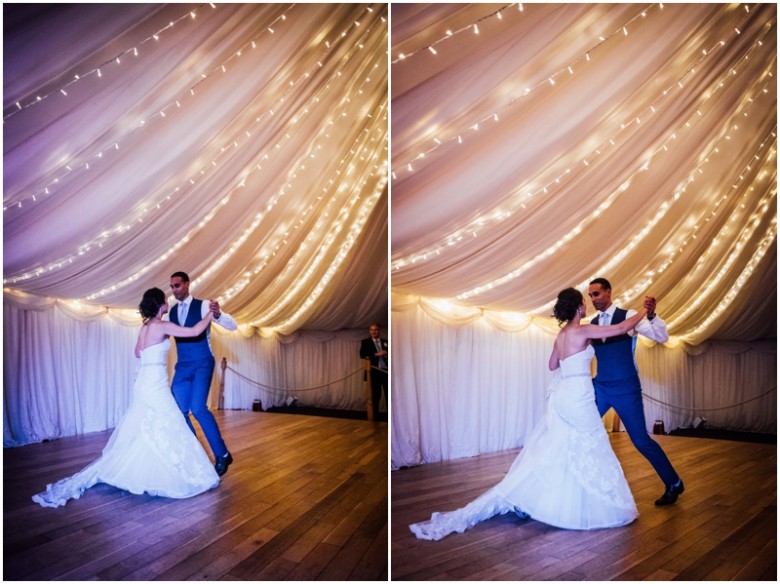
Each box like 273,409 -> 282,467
581,309 -> 648,340
159,311 -> 213,338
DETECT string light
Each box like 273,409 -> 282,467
4,5 -> 387,291
203,99 -> 388,306
666,192 -> 776,330
4,5 -> 298,214
391,17 -> 773,271
392,3 -> 764,179
3,4 -> 215,122
4,4 -> 383,220
450,76 -> 776,302
527,126 -> 777,317
391,3 -> 517,64
682,220 -> 776,341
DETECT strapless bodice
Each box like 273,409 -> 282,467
140,338 -> 170,366
559,345 -> 595,378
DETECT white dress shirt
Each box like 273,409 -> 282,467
598,304 -> 669,343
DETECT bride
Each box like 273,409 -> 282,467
410,288 -> 647,539
33,288 -> 220,508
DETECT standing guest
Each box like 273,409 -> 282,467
360,323 -> 388,421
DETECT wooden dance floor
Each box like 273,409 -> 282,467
392,432 -> 776,581
5,411 -> 387,581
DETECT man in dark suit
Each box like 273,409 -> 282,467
589,277 -> 683,505
360,323 -> 388,421
169,271 -> 237,476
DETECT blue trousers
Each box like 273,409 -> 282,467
171,357 -> 228,460
595,378 -> 679,486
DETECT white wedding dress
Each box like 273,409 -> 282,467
410,346 -> 638,539
33,339 -> 220,508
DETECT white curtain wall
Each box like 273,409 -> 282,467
3,4 -> 388,446
390,4 -> 776,467
4,291 -> 385,447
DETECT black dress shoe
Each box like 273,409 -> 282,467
215,452 -> 233,477
655,480 -> 684,506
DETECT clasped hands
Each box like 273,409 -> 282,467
643,296 -> 657,320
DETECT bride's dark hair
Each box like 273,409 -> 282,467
139,288 -> 166,324
553,287 -> 583,325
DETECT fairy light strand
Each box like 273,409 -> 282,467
197,101 -> 388,307
3,3 -> 219,122
391,3 -> 516,64
391,18 -> 774,271
664,187 -> 776,329
3,4 -> 299,213
77,23 -> 387,302
453,84 -> 776,302
4,6 -> 387,289
392,4 -> 767,179
528,126 -> 776,315
214,117 -> 388,305
681,218 -> 776,341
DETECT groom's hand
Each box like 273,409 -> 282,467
209,300 -> 222,319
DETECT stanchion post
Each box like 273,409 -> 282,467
219,357 -> 227,410
364,359 -> 374,421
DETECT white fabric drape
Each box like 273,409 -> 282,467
391,4 -> 775,341
217,327 -> 377,414
4,3 -> 388,331
3,4 -> 388,446
390,4 -> 776,466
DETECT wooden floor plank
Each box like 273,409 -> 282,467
392,432 -> 776,581
4,411 -> 387,581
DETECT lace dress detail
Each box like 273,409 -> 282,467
33,339 -> 219,508
410,346 -> 637,539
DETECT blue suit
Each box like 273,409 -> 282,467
170,298 -> 228,460
592,308 -> 679,486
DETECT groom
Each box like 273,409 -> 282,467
169,271 -> 237,476
588,277 -> 684,506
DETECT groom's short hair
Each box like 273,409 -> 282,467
590,277 -> 611,290
171,271 -> 190,282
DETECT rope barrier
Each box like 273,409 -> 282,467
643,386 -> 776,413
225,364 -> 384,393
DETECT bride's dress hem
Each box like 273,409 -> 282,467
408,346 -> 638,540
32,339 -> 220,508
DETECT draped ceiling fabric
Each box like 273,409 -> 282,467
3,3 -> 388,446
390,3 -> 776,467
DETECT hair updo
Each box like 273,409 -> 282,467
139,287 -> 166,324
553,287 -> 583,325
